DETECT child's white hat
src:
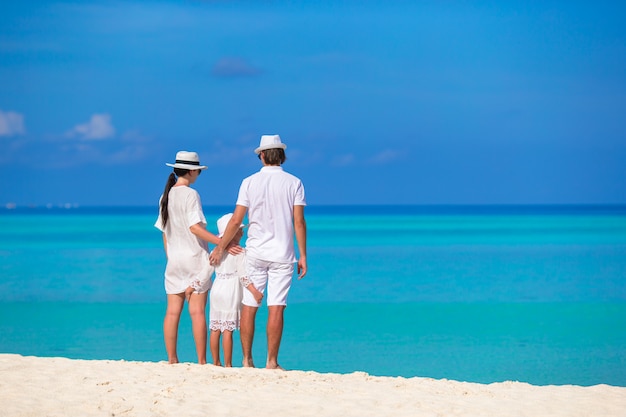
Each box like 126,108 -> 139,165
217,213 -> 246,237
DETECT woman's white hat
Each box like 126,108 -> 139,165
254,134 -> 287,155
165,151 -> 207,170
217,213 -> 246,238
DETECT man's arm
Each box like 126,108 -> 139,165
209,205 -> 247,265
294,205 -> 307,279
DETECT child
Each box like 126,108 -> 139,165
208,213 -> 263,367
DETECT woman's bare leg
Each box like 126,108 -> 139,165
164,294 -> 185,364
188,291 -> 208,364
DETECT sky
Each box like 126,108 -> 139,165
1,0 -> 625,207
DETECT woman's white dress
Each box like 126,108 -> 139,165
154,186 -> 213,294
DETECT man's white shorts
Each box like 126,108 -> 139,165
243,256 -> 294,307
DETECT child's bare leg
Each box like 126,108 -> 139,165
222,330 -> 234,367
210,330 -> 222,366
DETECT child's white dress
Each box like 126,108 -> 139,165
209,251 -> 248,331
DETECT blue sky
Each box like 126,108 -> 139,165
1,0 -> 625,206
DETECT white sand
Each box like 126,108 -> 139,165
1,354 -> 624,417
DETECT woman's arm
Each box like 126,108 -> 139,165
189,223 -> 220,245
190,223 -> 243,255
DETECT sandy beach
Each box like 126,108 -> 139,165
1,354 -> 624,416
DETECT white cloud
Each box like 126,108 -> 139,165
211,57 -> 262,78
121,129 -> 151,143
68,113 -> 115,140
0,110 -> 26,136
204,138 -> 255,166
106,145 -> 150,164
368,150 -> 400,165
332,153 -> 355,167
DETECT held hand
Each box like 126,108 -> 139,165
251,288 -> 264,304
227,244 -> 244,256
209,247 -> 224,266
184,286 -> 194,302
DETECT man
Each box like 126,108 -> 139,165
209,134 -> 307,369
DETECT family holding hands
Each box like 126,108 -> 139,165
154,135 -> 307,369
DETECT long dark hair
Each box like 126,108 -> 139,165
159,168 -> 190,228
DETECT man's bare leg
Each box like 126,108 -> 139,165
266,305 -> 286,369
240,305 -> 258,367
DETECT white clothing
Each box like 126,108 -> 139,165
154,186 -> 213,294
209,251 -> 248,332
242,256 -> 293,307
236,166 -> 306,263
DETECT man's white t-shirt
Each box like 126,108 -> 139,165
236,166 -> 306,263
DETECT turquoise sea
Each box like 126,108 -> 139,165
1,205 -> 625,386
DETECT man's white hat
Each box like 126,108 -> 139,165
254,134 -> 287,155
165,151 -> 208,170
217,213 -> 246,238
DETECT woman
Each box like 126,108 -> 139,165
154,150 -> 229,364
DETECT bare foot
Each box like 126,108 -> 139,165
266,363 -> 285,370
242,358 -> 255,368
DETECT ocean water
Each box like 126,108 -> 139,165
1,205 -> 625,386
